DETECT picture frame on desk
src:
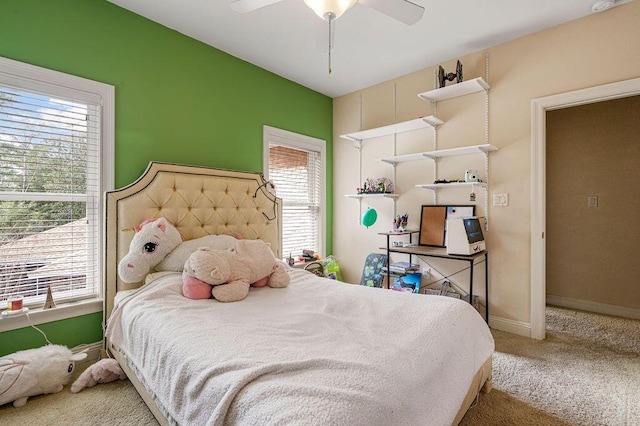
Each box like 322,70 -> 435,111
418,205 -> 475,247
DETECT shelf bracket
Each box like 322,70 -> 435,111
483,151 -> 489,231
341,137 -> 362,150
484,53 -> 490,231
392,193 -> 397,218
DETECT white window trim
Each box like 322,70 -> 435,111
263,125 -> 326,257
0,56 -> 114,331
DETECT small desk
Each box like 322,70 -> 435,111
380,231 -> 489,322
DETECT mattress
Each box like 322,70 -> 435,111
106,269 -> 494,426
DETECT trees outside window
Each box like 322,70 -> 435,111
0,57 -> 113,308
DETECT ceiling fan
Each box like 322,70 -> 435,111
231,0 -> 424,25
231,0 -> 425,73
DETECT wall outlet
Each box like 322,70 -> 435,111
587,196 -> 598,207
422,268 -> 430,279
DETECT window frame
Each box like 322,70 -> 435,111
0,56 -> 114,332
263,125 -> 326,258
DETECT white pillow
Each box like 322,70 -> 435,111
155,234 -> 238,272
145,271 -> 176,284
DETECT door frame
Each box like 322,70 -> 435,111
530,77 -> 640,339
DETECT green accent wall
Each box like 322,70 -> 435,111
0,313 -> 103,357
0,0 -> 333,354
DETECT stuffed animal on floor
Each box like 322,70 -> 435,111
70,358 -> 126,393
182,239 -> 290,302
0,345 -> 87,407
118,217 -> 237,283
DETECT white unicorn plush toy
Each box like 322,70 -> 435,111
0,345 -> 87,407
118,217 -> 237,283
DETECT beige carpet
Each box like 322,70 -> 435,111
461,306 -> 640,426
0,360 -> 157,425
2,306 -> 639,425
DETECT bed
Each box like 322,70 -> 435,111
104,161 -> 494,426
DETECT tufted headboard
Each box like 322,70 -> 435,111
104,162 -> 282,318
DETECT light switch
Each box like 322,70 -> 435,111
492,193 -> 509,207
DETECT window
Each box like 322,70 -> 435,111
263,126 -> 325,260
0,57 -> 114,311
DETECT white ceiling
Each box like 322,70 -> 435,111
106,0 -> 631,98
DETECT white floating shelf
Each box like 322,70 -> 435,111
380,144 -> 498,164
420,116 -> 444,127
416,182 -> 488,191
380,152 -> 430,164
345,193 -> 400,199
422,144 -> 498,159
418,78 -> 490,103
340,116 -> 443,142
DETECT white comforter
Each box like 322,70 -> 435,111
106,269 -> 494,426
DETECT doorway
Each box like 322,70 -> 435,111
546,96 -> 640,313
530,77 -> 640,340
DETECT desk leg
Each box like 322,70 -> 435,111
485,252 -> 489,322
469,259 -> 474,309
385,234 -> 390,289
409,233 -> 413,265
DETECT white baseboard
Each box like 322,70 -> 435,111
547,295 -> 640,320
489,316 -> 531,338
488,298 -> 640,341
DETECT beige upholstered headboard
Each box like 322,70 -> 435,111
104,162 -> 282,318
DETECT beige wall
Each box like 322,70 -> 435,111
333,1 -> 640,333
546,95 -> 640,309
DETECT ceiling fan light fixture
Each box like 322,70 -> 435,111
303,0 -> 358,20
591,0 -> 616,13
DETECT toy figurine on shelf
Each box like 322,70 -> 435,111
438,60 -> 463,88
392,213 -> 408,233
357,177 -> 394,194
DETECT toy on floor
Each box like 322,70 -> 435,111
118,217 -> 237,283
70,358 -> 126,393
0,345 -> 87,407
182,239 -> 290,302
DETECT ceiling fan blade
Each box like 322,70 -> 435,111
230,0 -> 284,13
358,0 -> 424,25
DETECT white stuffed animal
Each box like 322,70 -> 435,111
118,217 -> 237,283
182,239 -> 290,302
0,345 -> 87,407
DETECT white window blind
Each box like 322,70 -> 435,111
0,75 -> 102,307
264,127 -> 325,261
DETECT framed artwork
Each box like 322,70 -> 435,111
419,205 -> 475,247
